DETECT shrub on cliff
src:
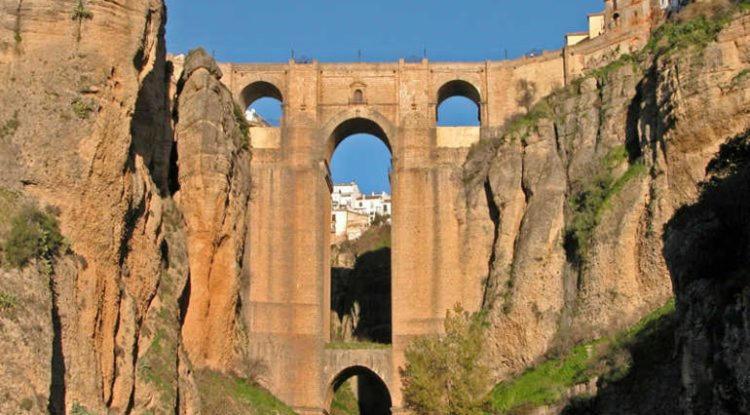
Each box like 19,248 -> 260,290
3,206 -> 64,269
400,305 -> 491,415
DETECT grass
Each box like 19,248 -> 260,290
0,111 -> 19,139
137,327 -> 178,408
489,300 -> 676,414
505,99 -> 552,144
71,0 -> 93,21
490,343 -> 594,413
337,224 -> 391,256
195,370 -> 297,415
0,291 -> 18,311
71,98 -> 93,119
325,341 -> 391,350
589,53 -> 641,83
70,402 -> 95,415
645,3 -> 742,56
331,381 -> 360,415
727,68 -> 750,90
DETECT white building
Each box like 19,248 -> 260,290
332,182 -> 363,210
351,192 -> 392,222
331,182 -> 392,241
245,108 -> 270,127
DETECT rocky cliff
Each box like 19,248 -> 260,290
1,0 -> 174,411
663,124 -> 750,414
174,48 -> 252,371
463,3 -> 750,388
0,1 -> 261,413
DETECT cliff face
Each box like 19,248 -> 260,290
0,2 -> 255,413
664,129 -> 750,414
464,10 -> 750,383
1,0 -> 174,411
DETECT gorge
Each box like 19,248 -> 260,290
1,0 -> 750,414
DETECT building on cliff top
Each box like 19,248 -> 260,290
566,0 -> 680,47
331,182 -> 391,242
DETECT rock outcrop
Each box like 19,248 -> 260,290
1,0 -> 175,411
664,131 -> 750,414
464,8 -> 750,383
174,48 -> 252,370
0,2 -> 254,413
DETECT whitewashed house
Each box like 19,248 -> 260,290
331,182 -> 392,242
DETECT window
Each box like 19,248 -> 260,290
353,89 -> 364,104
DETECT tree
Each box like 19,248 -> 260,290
516,79 -> 537,114
400,304 -> 491,415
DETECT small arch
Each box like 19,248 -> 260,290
436,79 -> 482,126
326,366 -> 392,415
240,81 -> 284,126
239,80 -> 283,109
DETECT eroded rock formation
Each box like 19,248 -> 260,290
174,48 -> 252,370
464,11 -> 750,384
0,2 -> 253,413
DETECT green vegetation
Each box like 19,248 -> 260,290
589,53 -> 640,83
400,305 -> 491,415
331,382 -> 360,415
505,99 -> 552,144
727,68 -> 750,90
338,223 -> 391,255
195,370 -> 297,415
3,206 -> 64,269
137,327 -> 178,407
0,291 -> 18,311
233,103 -> 250,151
0,111 -> 20,139
71,98 -> 94,119
19,398 -> 33,411
490,300 -> 675,413
490,343 -> 594,413
564,146 -> 647,265
325,341 -> 390,350
645,1 -> 748,56
71,402 -> 95,415
71,0 -> 93,21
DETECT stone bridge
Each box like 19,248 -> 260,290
218,3 -> 653,412
226,57 -> 563,414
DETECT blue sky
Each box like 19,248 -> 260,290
166,0 -> 602,193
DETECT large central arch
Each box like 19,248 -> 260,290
322,109 -> 396,162
324,114 -> 395,346
326,366 -> 393,415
